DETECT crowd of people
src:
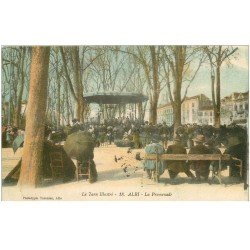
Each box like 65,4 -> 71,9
2,117 -> 248,187
50,117 -> 247,151
64,118 -> 248,185
2,117 -> 248,151
1,125 -> 24,148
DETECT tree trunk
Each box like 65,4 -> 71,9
61,93 -> 65,126
214,65 -> 221,128
56,66 -> 61,129
64,81 -> 70,124
18,46 -> 50,188
214,107 -> 220,128
13,47 -> 26,128
173,102 -> 181,134
149,98 -> 158,124
149,46 -> 159,125
173,77 -> 182,134
172,47 -> 185,134
72,47 -> 85,122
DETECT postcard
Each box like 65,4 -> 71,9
1,45 -> 248,201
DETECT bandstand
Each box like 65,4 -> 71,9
83,91 -> 148,122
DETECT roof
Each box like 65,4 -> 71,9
158,93 -> 210,109
184,94 -> 209,101
222,91 -> 249,102
83,92 -> 148,104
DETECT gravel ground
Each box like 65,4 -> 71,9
1,145 -> 248,201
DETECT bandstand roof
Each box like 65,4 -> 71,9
83,92 -> 148,104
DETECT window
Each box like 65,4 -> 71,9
210,111 -> 213,116
192,102 -> 195,108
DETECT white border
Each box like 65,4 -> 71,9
1,1 -> 250,250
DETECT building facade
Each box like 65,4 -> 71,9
157,91 -> 249,126
221,91 -> 248,125
197,107 -> 214,125
157,94 -> 213,126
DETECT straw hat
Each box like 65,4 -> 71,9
173,137 -> 181,143
193,134 -> 205,143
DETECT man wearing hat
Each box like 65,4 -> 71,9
189,134 -> 211,181
69,119 -> 81,134
160,122 -> 169,149
166,137 -> 195,180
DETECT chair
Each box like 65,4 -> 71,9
76,160 -> 91,181
49,151 -> 64,181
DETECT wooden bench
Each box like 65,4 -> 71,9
144,153 -> 242,184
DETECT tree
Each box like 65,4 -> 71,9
204,46 -> 238,128
60,46 -> 103,122
89,46 -> 133,120
135,46 -> 161,124
161,46 -> 204,133
18,46 -> 50,188
13,47 -> 26,128
2,46 -> 31,127
102,46 -> 161,123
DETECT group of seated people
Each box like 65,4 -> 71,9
144,133 -> 248,188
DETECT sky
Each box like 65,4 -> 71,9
92,46 -> 249,119
183,46 -> 249,99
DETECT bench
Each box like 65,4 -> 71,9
144,153 -> 242,184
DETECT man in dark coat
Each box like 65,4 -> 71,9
204,139 -> 225,173
2,125 -> 8,148
132,128 -> 141,149
160,122 -> 169,149
76,131 -> 98,183
166,137 -> 195,179
224,136 -> 248,189
189,134 -> 211,181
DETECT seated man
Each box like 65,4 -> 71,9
224,136 -> 248,189
166,137 -> 195,180
76,131 -> 98,183
204,139 -> 223,173
189,134 -> 211,181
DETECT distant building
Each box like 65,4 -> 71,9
198,107 -> 214,125
157,94 -> 213,125
157,103 -> 173,125
221,91 -> 248,125
158,91 -> 249,126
